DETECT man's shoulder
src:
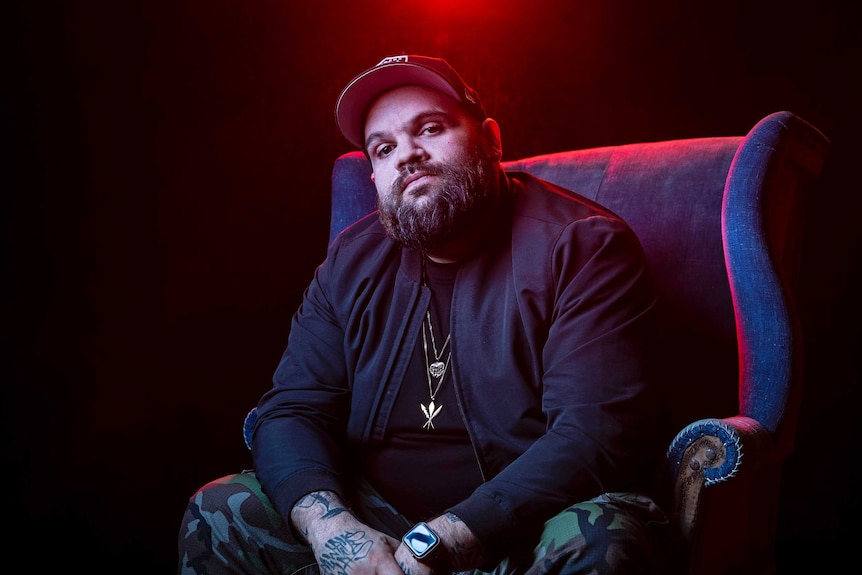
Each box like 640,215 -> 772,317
317,214 -> 410,296
505,170 -> 622,225
331,211 -> 388,248
324,213 -> 396,268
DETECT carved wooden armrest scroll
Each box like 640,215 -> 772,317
667,416 -> 772,540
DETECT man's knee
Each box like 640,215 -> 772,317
532,494 -> 667,575
179,472 -> 297,574
184,472 -> 285,536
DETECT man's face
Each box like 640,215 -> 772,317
363,85 -> 499,251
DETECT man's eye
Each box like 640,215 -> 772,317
421,124 -> 442,136
375,144 -> 394,158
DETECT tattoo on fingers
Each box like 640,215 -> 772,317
318,530 -> 373,575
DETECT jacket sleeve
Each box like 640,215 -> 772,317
250,241 -> 352,524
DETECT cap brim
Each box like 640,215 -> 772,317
335,63 -> 460,149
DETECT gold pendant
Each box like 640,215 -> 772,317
421,401 -> 442,430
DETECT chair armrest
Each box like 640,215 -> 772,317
667,415 -> 774,539
243,407 -> 258,450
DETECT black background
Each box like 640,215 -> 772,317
3,0 -> 860,572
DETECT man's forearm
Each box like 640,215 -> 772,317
290,490 -> 353,544
426,512 -> 487,571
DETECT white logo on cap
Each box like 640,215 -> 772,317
378,55 -> 409,66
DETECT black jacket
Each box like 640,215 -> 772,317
252,170 -> 663,561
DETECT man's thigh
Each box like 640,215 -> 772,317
487,492 -> 668,575
180,472 -> 314,575
179,472 -> 413,575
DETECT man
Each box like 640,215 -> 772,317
179,54 -> 668,575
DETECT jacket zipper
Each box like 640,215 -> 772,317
453,367 -> 488,482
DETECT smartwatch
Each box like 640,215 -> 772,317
402,522 -> 441,562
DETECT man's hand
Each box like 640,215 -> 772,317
292,491 -> 403,575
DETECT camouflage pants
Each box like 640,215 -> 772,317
179,471 -> 668,575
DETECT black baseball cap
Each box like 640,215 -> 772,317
335,54 -> 487,149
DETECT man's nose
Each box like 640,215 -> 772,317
396,138 -> 428,168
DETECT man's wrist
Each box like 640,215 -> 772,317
425,512 -> 486,571
290,490 -> 352,546
402,521 -> 449,570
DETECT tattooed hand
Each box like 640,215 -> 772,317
291,491 -> 403,575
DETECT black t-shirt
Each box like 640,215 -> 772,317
361,258 -> 484,522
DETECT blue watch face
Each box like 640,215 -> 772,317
403,522 -> 439,558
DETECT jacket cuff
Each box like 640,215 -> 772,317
269,469 -> 346,539
446,490 -> 516,566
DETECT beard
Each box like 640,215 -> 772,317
377,143 -> 498,251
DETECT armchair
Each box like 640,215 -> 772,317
245,111 -> 829,574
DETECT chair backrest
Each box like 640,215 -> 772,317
328,111 -> 830,574
330,111 -> 826,441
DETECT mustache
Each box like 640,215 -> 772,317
392,162 -> 447,195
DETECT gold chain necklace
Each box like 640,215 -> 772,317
421,309 -> 451,430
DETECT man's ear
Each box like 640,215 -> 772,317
481,118 -> 503,161
370,172 -> 376,183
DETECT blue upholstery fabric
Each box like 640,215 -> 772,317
329,156 -> 377,245
723,113 -> 829,445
